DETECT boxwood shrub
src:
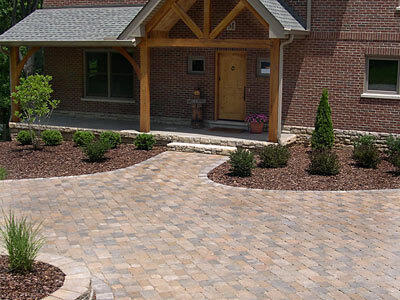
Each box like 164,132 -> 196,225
229,149 -> 255,177
309,150 -> 340,176
82,140 -> 110,162
353,135 -> 381,169
134,134 -> 156,150
16,130 -> 34,146
259,145 -> 290,168
73,130 -> 95,147
100,131 -> 121,149
0,167 -> 6,180
41,130 -> 63,146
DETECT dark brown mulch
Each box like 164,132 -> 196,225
208,145 -> 400,191
0,255 -> 65,300
0,141 -> 166,180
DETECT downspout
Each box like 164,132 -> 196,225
307,0 -> 312,31
277,34 -> 294,140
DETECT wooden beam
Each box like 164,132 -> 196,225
209,1 -> 245,39
16,47 -> 40,76
10,46 -> 20,122
112,47 -> 141,78
268,39 -> 280,143
148,38 -> 271,48
242,0 -> 270,30
150,0 -> 197,33
146,0 -> 177,34
172,2 -> 203,39
204,0 -> 211,38
140,40 -> 151,133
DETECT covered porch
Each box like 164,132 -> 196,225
0,0 -> 307,143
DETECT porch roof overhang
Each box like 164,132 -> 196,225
120,0 -> 307,40
0,6 -> 143,47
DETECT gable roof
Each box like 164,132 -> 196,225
0,6 -> 143,46
120,0 -> 307,40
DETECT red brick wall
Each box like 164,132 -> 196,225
43,0 -> 147,8
43,0 -> 400,134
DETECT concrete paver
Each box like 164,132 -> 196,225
1,151 -> 400,299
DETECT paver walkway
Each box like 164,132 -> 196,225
1,152 -> 400,299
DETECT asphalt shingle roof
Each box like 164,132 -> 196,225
0,6 -> 143,43
259,0 -> 305,31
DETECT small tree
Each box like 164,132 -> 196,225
12,75 -> 59,149
311,89 -> 335,150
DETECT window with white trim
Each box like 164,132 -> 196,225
85,51 -> 134,100
366,58 -> 399,94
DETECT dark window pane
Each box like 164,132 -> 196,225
111,75 -> 133,98
260,60 -> 270,75
192,59 -> 204,72
369,59 -> 398,91
86,52 -> 108,97
87,52 -> 107,74
111,53 -> 133,74
86,74 -> 108,97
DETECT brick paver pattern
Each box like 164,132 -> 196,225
1,152 -> 400,299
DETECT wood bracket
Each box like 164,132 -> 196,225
112,47 -> 141,79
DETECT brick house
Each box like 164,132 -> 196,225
0,0 -> 400,143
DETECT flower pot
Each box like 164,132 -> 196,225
249,122 -> 264,134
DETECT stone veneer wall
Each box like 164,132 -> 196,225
284,125 -> 400,149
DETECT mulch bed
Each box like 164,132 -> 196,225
208,145 -> 400,191
0,255 -> 65,300
0,141 -> 166,180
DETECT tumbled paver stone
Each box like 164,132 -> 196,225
1,151 -> 400,299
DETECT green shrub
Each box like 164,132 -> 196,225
259,145 -> 290,168
134,134 -> 156,150
0,210 -> 45,273
311,89 -> 335,151
0,167 -> 6,180
386,136 -> 400,158
308,150 -> 340,176
229,149 -> 255,177
41,130 -> 63,146
100,131 -> 122,149
73,130 -> 95,147
353,135 -> 381,169
82,140 -> 110,162
389,153 -> 400,174
16,130 -> 34,145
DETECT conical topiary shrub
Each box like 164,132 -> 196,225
311,89 -> 334,151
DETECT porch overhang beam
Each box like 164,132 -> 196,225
147,38 -> 271,48
171,2 -> 203,39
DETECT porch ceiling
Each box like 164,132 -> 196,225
120,0 -> 307,40
0,6 -> 143,47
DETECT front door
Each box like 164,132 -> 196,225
217,51 -> 246,121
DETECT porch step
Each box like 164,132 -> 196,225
167,142 -> 237,156
205,120 -> 248,131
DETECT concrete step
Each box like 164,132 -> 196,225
167,142 -> 237,156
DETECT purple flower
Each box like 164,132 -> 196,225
245,113 -> 268,123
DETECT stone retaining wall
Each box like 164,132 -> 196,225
284,125 -> 400,149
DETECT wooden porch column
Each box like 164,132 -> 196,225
140,40 -> 151,133
268,39 -> 280,143
10,47 -> 20,122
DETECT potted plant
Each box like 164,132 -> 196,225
246,113 -> 267,134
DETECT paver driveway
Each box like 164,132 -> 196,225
1,151 -> 400,300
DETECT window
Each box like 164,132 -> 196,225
85,51 -> 134,100
257,58 -> 270,77
188,56 -> 205,74
367,58 -> 399,94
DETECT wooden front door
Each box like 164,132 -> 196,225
217,51 -> 247,121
